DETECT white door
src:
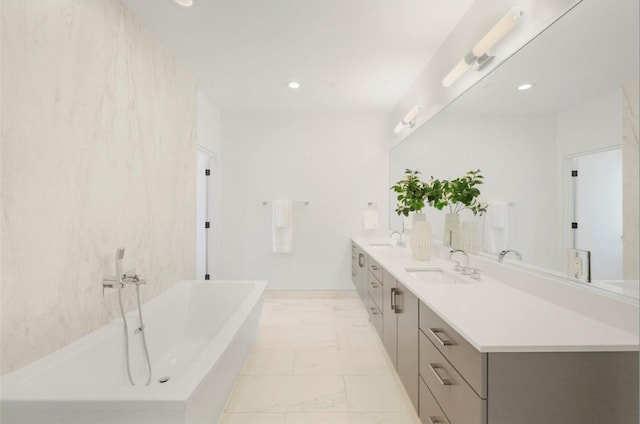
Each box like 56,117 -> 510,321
196,149 -> 217,279
571,148 -> 622,280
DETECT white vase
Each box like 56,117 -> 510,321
443,213 -> 460,247
410,213 -> 432,261
459,221 -> 479,253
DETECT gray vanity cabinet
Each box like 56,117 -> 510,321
350,243 -> 367,302
382,269 -> 398,367
382,268 -> 419,411
367,257 -> 384,337
396,281 -> 420,411
419,300 -> 639,424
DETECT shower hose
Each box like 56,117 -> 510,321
117,283 -> 153,386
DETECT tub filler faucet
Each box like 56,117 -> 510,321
103,248 -> 146,290
102,248 -> 153,386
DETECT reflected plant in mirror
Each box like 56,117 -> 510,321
437,169 -> 488,216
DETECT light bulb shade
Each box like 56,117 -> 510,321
403,106 -> 420,123
442,58 -> 471,87
394,122 -> 406,134
472,7 -> 522,58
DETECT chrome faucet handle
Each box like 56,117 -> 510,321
469,267 -> 482,280
123,273 -> 146,285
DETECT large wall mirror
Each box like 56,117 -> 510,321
390,0 -> 639,299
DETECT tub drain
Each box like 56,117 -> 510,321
158,376 -> 170,384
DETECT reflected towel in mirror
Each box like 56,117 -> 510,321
484,201 -> 508,253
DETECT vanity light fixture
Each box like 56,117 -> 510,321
517,82 -> 534,90
442,7 -> 523,88
173,0 -> 194,7
287,81 -> 301,89
394,105 -> 421,134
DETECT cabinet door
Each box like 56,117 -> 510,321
396,282 -> 419,411
382,270 -> 398,367
355,249 -> 367,302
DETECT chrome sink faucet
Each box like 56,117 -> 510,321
390,230 -> 406,247
448,249 -> 469,272
498,249 -> 523,263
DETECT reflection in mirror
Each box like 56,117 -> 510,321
389,0 -> 639,298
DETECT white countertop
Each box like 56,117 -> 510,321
353,237 -> 639,353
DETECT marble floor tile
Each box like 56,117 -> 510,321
218,413 -> 286,424
336,328 -> 384,350
293,349 -> 393,376
226,375 -> 348,413
255,328 -> 339,350
344,375 -> 414,413
242,349 -> 295,375
222,291 -> 419,424
285,412 -> 420,424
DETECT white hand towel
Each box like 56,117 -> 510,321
363,210 -> 379,230
272,200 -> 293,253
273,199 -> 292,228
483,201 -> 508,254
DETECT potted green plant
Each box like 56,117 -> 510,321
432,169 -> 488,247
391,169 -> 428,216
391,169 -> 433,261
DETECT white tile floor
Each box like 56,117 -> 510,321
219,291 -> 421,424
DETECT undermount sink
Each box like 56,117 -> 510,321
406,269 -> 473,284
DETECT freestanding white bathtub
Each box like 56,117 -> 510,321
0,280 -> 267,424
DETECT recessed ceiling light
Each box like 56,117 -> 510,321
517,82 -> 534,91
287,81 -> 301,89
173,0 -> 193,7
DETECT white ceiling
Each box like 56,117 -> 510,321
120,0 -> 475,112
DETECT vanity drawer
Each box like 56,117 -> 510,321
368,295 -> 383,337
420,376 -> 451,424
369,258 -> 383,283
420,302 -> 486,398
420,332 -> 486,424
368,272 -> 383,311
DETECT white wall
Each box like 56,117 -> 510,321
197,91 -> 222,155
219,112 -> 389,290
1,0 -> 197,374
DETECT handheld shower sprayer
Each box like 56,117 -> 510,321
115,248 -> 125,286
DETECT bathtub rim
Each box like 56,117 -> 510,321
0,279 -> 267,403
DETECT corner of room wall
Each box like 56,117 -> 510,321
197,90 -> 222,155
1,0 -> 197,374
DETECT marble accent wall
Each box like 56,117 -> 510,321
623,79 -> 639,279
1,0 -> 197,374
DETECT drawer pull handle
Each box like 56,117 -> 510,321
428,363 -> 451,386
370,307 -> 380,315
427,418 -> 443,424
429,328 -> 453,346
370,282 -> 379,288
371,265 -> 379,271
358,254 -> 365,267
390,287 -> 397,309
